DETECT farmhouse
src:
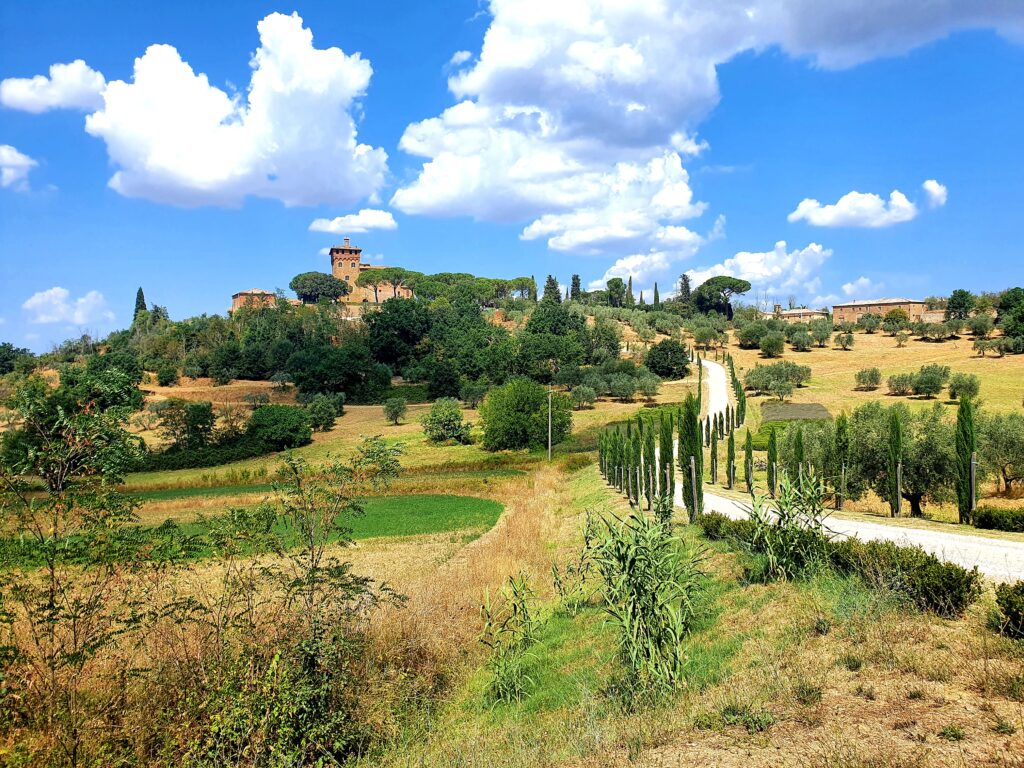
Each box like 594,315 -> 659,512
230,237 -> 412,312
832,297 -> 928,324
771,304 -> 828,324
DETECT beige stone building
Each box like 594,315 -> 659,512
329,238 -> 413,304
771,304 -> 828,324
230,237 -> 411,312
832,297 -> 927,325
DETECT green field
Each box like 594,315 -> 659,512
0,494 -> 504,568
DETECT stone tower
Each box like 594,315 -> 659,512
329,237 -> 362,284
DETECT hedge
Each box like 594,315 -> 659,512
994,581 -> 1024,640
696,512 -> 981,618
973,506 -> 1024,533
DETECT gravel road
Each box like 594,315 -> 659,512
669,359 -> 1024,582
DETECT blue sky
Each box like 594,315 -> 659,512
2,1 -> 1023,351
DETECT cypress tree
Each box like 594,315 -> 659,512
653,282 -> 660,308
659,411 -> 674,498
625,275 -> 635,306
744,429 -> 754,493
134,287 -> 147,318
794,426 -> 805,471
644,418 -> 657,509
887,409 -> 903,517
678,393 -> 703,521
767,426 -> 778,496
570,274 -> 581,301
710,427 -> 718,484
727,430 -> 736,490
542,275 -> 561,303
835,412 -> 850,507
638,290 -> 645,306
632,428 -> 643,506
955,396 -> 976,524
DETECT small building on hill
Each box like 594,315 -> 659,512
832,297 -> 927,324
771,304 -> 828,324
231,288 -> 280,312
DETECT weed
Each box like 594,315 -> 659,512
721,701 -> 775,733
479,574 -> 542,705
993,716 -> 1017,735
937,724 -> 965,741
795,681 -> 823,706
907,687 -> 926,700
813,616 -> 832,635
854,684 -> 876,701
839,654 -> 863,672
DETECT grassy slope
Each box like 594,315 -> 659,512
371,466 -> 1024,768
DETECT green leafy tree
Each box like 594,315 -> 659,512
459,379 -> 489,408
947,372 -> 980,401
945,289 -> 976,321
836,331 -> 855,350
421,397 -> 473,444
354,269 -> 387,303
154,398 -> 216,449
979,411 -> 1024,493
542,274 -> 562,303
644,339 -> 690,379
479,378 -> 571,451
808,318 -> 833,347
759,332 -> 785,358
955,395 -> 977,525
606,277 -> 627,308
289,271 -> 351,304
134,286 -> 147,317
306,394 -> 338,431
887,408 -> 903,516
692,276 -> 751,318
383,396 -> 408,425
571,385 -> 597,410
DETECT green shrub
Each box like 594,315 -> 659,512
479,574 -> 541,704
829,538 -> 981,618
973,507 -> 1024,533
479,378 -> 571,451
420,397 -> 472,444
887,373 -> 914,396
382,396 -> 408,425
855,367 -> 881,390
306,394 -> 338,431
948,372 -> 980,401
994,581 -> 1024,640
245,405 -> 313,451
156,365 -> 178,387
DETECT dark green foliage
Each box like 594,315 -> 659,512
994,581 -> 1024,640
245,405 -> 313,451
156,364 -> 178,387
289,271 -> 350,303
480,378 -> 571,451
767,427 -> 778,496
644,339 -> 690,379
570,274 -> 582,301
973,507 -> 1024,532
887,409 -> 903,516
364,297 -> 430,368
911,363 -> 951,397
307,394 -> 338,431
154,398 -> 216,449
421,397 -> 473,444
677,394 -> 703,521
425,357 -> 462,399
691,275 -> 750,318
954,396 -> 976,524
460,379 -> 489,408
744,430 -> 754,492
759,332 -> 785,358
0,342 -> 34,375
945,289 -> 976,321
855,367 -> 881,390
134,286 -> 147,317
829,538 -> 981,618
287,343 -> 391,403
948,372 -> 980,401
726,430 -> 736,489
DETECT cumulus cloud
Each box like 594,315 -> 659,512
0,59 -> 106,113
22,287 -> 115,325
688,241 -> 833,297
0,144 -> 37,191
309,208 -> 397,234
842,275 -> 884,297
65,12 -> 386,207
922,179 -> 948,207
393,0 -> 1017,278
788,189 -> 918,228
449,50 -> 473,67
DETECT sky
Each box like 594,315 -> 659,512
2,1 -> 1023,352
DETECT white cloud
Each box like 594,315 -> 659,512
0,59 -> 106,113
449,50 -> 472,67
788,189 -> 918,228
22,287 -> 115,325
74,12 -> 387,207
393,1 -> 1018,276
922,179 -> 948,208
688,241 -> 833,297
0,144 -> 37,191
318,247 -> 331,256
842,276 -> 884,297
309,208 -> 397,234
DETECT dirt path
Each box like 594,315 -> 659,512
674,359 -> 1024,582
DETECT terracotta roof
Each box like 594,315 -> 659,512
832,297 -> 921,307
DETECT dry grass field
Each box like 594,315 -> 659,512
728,330 -> 1024,420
